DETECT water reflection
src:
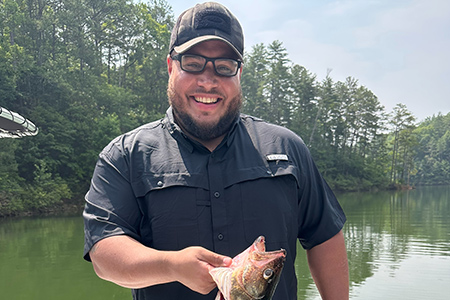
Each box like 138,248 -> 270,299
343,185 -> 450,299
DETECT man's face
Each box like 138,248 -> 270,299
167,40 -> 243,142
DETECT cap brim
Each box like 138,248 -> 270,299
173,35 -> 243,60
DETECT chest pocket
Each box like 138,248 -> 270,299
228,160 -> 300,250
133,172 -> 213,251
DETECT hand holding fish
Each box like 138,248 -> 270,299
169,246 -> 233,295
89,236 -> 232,293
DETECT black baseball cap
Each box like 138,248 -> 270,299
169,2 -> 244,60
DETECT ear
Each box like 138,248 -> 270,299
167,54 -> 173,75
237,64 -> 243,80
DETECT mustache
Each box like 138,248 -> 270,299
192,88 -> 225,98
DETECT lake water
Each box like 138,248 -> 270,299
0,185 -> 449,299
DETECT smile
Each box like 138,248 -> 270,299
194,96 -> 220,104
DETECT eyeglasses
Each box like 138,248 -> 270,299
171,53 -> 242,77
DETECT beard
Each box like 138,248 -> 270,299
167,83 -> 243,142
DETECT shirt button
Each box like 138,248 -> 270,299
217,234 -> 224,240
157,181 -> 163,187
214,191 -> 220,198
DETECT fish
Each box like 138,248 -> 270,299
209,236 -> 286,300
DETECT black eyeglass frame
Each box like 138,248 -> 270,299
171,53 -> 242,77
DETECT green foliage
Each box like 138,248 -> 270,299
24,160 -> 72,210
0,160 -> 72,216
412,113 -> 450,185
387,104 -> 417,186
0,139 -> 23,213
242,43 -> 269,120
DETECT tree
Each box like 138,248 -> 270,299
388,104 -> 416,185
241,43 -> 269,120
265,40 -> 291,126
412,113 -> 450,185
289,64 -> 318,144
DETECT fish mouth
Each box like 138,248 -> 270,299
253,236 -> 286,256
251,236 -> 286,268
253,249 -> 286,268
254,236 -> 266,252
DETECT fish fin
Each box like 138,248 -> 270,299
209,267 -> 233,300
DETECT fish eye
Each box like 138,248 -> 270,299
263,268 -> 274,280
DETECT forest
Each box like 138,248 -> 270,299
1,0 -> 449,216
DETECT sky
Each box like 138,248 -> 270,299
167,0 -> 450,122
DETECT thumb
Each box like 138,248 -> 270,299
199,249 -> 232,269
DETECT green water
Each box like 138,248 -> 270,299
1,185 -> 449,299
299,185 -> 450,299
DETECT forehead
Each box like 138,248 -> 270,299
185,40 -> 238,58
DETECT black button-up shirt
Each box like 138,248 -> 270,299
83,107 -> 346,300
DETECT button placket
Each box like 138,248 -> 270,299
207,153 -> 228,254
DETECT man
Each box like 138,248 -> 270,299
83,2 -> 349,300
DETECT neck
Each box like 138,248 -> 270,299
184,130 -> 226,152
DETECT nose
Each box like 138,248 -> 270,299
196,61 -> 219,90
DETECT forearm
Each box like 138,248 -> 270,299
90,235 -> 173,289
306,230 -> 349,300
89,235 -> 232,294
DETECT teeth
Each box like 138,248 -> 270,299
195,97 -> 219,104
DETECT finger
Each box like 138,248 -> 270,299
199,249 -> 232,269
222,256 -> 232,267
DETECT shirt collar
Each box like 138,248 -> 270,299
163,106 -> 195,153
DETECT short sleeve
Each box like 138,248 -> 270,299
83,141 -> 142,261
296,145 -> 346,250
